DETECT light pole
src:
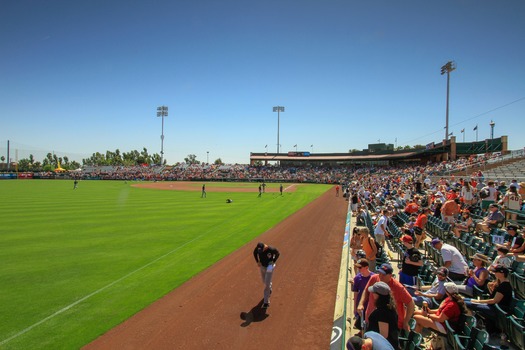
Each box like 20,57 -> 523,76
490,120 -> 495,139
441,61 -> 456,141
207,151 -> 209,164
273,106 -> 285,154
156,106 -> 168,165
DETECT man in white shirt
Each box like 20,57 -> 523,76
430,238 -> 468,281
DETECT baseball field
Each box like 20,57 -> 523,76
0,180 -> 338,349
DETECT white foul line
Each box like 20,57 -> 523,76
0,235 -> 203,346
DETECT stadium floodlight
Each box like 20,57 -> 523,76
273,106 -> 285,155
490,120 -> 495,140
441,61 -> 456,141
156,106 -> 168,165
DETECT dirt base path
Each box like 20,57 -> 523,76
84,188 -> 347,350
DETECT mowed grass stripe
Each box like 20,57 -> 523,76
0,180 -> 330,349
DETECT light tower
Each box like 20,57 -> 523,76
273,106 -> 285,154
441,61 -> 456,141
156,106 -> 168,165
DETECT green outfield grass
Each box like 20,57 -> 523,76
0,180 -> 330,349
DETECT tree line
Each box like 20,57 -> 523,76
2,148 -> 224,172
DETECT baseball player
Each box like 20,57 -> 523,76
253,242 -> 280,309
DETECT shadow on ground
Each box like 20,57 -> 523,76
240,299 -> 269,327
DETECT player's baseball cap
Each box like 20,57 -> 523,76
256,242 -> 265,251
377,263 -> 393,275
507,225 -> 518,231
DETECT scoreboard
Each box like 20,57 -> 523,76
287,151 -> 311,157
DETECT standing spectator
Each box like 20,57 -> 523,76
433,199 -> 443,219
441,198 -> 461,224
461,181 -> 474,205
457,253 -> 490,297
499,185 -> 522,221
253,242 -> 280,309
351,192 -> 359,213
398,235 -> 423,290
430,238 -> 469,281
412,267 -> 448,307
358,263 -> 415,332
336,185 -> 340,197
350,258 -> 375,332
374,209 -> 388,248
414,208 -> 430,249
350,227 -> 363,272
366,282 -> 400,349
361,227 -> 378,271
480,181 -> 498,210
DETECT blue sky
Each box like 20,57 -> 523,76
1,0 -> 524,165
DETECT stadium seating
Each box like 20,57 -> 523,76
445,315 -> 476,350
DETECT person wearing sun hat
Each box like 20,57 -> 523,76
430,238 -> 469,281
413,281 -> 468,334
357,263 -> 415,332
457,253 -> 490,297
464,265 -> 513,327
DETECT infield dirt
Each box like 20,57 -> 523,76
84,185 -> 346,350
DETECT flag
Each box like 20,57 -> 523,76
293,144 -> 297,147
265,144 -> 267,148
473,125 -> 478,131
461,128 -> 465,133
310,144 -> 313,147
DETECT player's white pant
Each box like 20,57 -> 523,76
259,265 -> 274,304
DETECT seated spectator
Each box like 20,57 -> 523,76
464,265 -> 513,319
413,282 -> 468,334
488,247 -> 512,273
347,331 -> 395,350
452,210 -> 474,238
412,267 -> 448,307
404,198 -> 419,215
366,282 -> 400,349
431,238 -> 469,281
475,203 -> 505,233
399,235 -> 423,290
457,253 -> 490,297
496,224 -> 524,254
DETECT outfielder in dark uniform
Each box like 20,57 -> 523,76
253,242 -> 280,309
